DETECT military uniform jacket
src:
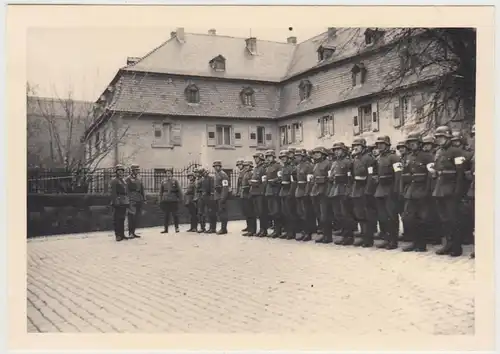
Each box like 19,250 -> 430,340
350,151 -> 377,198
125,175 -> 145,202
214,170 -> 230,201
265,161 -> 282,196
201,175 -> 215,199
236,169 -> 245,197
431,145 -> 466,198
295,161 -> 314,198
404,150 -> 434,199
184,181 -> 196,205
249,163 -> 266,196
159,178 -> 182,202
279,163 -> 294,197
240,169 -> 253,199
466,154 -> 475,198
328,156 -> 352,198
374,150 -> 401,198
399,154 -> 410,196
310,159 -> 331,197
194,178 -> 203,202
289,162 -> 298,196
110,177 -> 129,206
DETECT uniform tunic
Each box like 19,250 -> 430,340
213,170 -> 230,222
265,161 -> 282,218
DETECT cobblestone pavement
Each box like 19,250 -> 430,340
27,221 -> 475,334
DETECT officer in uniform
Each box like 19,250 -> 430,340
396,141 -> 408,240
294,149 -> 315,241
330,142 -> 357,245
250,152 -> 268,237
241,160 -> 256,236
264,150 -> 283,238
195,168 -> 207,233
159,167 -> 182,233
350,138 -> 377,247
235,158 -> 247,232
287,148 -> 299,235
125,164 -> 145,238
310,146 -> 333,243
212,160 -> 230,234
202,167 -> 217,234
110,164 -> 130,241
401,133 -> 435,252
429,126 -> 467,257
278,150 -> 296,239
373,135 -> 402,250
184,171 -> 198,232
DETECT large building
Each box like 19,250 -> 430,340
84,27 -> 467,171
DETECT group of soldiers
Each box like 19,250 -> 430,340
230,125 -> 475,258
109,124 -> 475,259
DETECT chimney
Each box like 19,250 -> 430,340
170,31 -> 176,39
208,28 -> 216,36
287,36 -> 297,44
126,57 -> 140,66
327,27 -> 337,39
245,37 -> 257,54
176,27 -> 185,41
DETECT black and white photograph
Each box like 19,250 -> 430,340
9,4 -> 495,351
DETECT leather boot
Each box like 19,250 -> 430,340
470,251 -> 475,259
333,229 -> 344,236
449,233 -> 463,257
353,222 -> 365,247
197,217 -> 206,233
296,229 -> 305,241
436,233 -> 453,255
341,230 -> 355,245
376,221 -> 390,248
363,222 -> 375,247
217,221 -> 228,235
385,220 -> 399,250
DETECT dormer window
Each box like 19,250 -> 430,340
185,84 -> 200,103
317,45 -> 335,61
351,63 -> 367,86
299,80 -> 312,101
364,28 -> 384,46
209,55 -> 226,72
240,87 -> 255,107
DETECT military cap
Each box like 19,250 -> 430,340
279,149 -> 288,158
244,160 -> 254,167
450,131 -> 463,141
115,164 -> 125,171
352,138 -> 367,147
434,125 -> 452,138
375,135 -> 391,145
253,152 -> 264,159
187,171 -> 195,177
264,149 -> 276,157
312,146 -> 328,155
294,149 -> 306,156
332,142 -> 347,150
287,147 -> 296,155
405,132 -> 421,143
421,135 -> 436,145
396,140 -> 407,149
212,160 -> 222,167
130,163 -> 140,170
236,158 -> 244,166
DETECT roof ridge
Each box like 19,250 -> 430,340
184,32 -> 291,45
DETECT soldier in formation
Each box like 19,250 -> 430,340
125,164 -> 145,238
109,164 -> 130,242
159,167 -> 182,233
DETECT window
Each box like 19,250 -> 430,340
240,87 -> 255,106
358,104 -> 373,132
280,122 -> 303,146
292,122 -> 302,142
235,132 -> 241,140
351,63 -> 367,87
319,115 -> 334,137
365,32 -> 374,45
153,123 -> 171,146
185,84 -> 200,103
399,39 -> 419,72
257,126 -> 266,146
209,55 -> 226,72
216,125 -> 232,146
364,28 -> 384,46
317,45 -> 335,61
400,96 -> 410,125
299,80 -> 312,101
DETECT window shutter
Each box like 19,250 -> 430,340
371,102 -> 379,132
329,115 -> 335,136
234,127 -> 243,147
299,122 -> 303,142
353,107 -> 361,136
287,125 -> 292,143
248,125 -> 257,147
206,124 -> 216,146
170,123 -> 182,146
153,123 -> 161,145
316,118 -> 322,138
393,101 -> 402,128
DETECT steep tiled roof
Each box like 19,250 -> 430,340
124,33 -> 296,82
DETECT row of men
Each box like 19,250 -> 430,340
225,125 -> 474,257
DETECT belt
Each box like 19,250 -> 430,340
379,175 -> 393,179
354,176 -> 367,181
297,181 -> 307,184
250,179 -> 260,183
402,173 -> 411,177
268,178 -> 278,182
413,173 -> 426,176
439,170 -> 456,175
281,181 -> 290,185
334,174 -> 348,177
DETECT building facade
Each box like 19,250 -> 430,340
84,27 -> 467,171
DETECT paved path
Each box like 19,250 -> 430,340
27,221 -> 475,334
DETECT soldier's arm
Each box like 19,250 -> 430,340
109,180 -> 117,204
176,180 -> 184,201
159,181 -> 164,199
221,173 -> 230,201
140,181 -> 146,201
391,154 -> 403,193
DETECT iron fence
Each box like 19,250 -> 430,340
27,164 -> 240,195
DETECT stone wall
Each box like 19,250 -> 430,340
27,193 -> 244,238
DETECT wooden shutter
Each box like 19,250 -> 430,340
234,126 -> 243,147
287,124 -> 292,143
353,107 -> 360,136
316,118 -> 322,138
329,115 -> 335,136
393,100 -> 402,128
298,122 -> 303,142
371,102 -> 379,132
170,123 -> 182,146
206,124 -> 216,146
248,125 -> 257,147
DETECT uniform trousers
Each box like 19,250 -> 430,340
281,195 -> 296,235
252,195 -> 268,232
435,196 -> 460,252
160,201 -> 179,230
312,195 -> 332,239
113,205 -> 128,238
296,197 -> 315,234
375,194 -> 399,244
186,201 -> 198,229
331,196 -> 357,235
127,201 -> 143,235
402,198 -> 430,248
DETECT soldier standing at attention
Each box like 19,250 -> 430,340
428,126 -> 467,257
241,160 -> 256,236
195,168 -> 207,233
159,167 -> 182,234
330,142 -> 356,246
373,136 -> 402,250
264,150 -> 283,238
235,158 -> 247,232
396,141 -> 409,240
125,164 -> 146,238
294,149 -> 315,241
201,168 -> 217,234
465,134 -> 475,258
250,152 -> 268,237
310,147 -> 333,244
278,150 -> 295,239
401,133 -> 435,252
184,171 -> 198,232
110,164 -> 130,242
287,148 -> 299,236
350,138 -> 377,247
212,160 -> 230,234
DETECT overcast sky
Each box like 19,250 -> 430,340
27,26 -> 324,102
